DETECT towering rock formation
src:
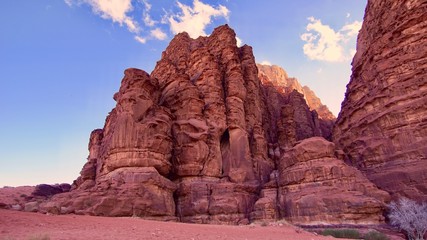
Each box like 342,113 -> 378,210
257,64 -> 335,142
41,25 -> 389,225
333,0 -> 427,200
257,64 -> 335,121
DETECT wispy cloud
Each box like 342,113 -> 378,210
64,0 -> 73,7
134,35 -> 147,44
260,60 -> 272,66
150,28 -> 167,40
341,21 -> 362,39
167,0 -> 230,38
300,17 -> 362,62
66,0 -> 140,33
64,0 -> 232,44
141,0 -> 156,27
236,36 -> 243,47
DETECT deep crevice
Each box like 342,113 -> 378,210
220,129 -> 230,177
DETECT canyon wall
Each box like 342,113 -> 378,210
333,0 -> 427,200
257,64 -> 335,121
257,64 -> 335,142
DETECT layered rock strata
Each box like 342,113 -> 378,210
333,0 -> 427,200
277,137 -> 389,225
257,65 -> 335,142
43,25 -> 389,225
41,70 -> 178,220
257,64 -> 335,121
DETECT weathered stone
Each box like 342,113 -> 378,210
333,0 -> 427,200
277,137 -> 390,225
41,167 -> 177,219
257,65 -> 334,146
24,201 -> 39,212
257,64 -> 335,141
40,24 -> 391,226
32,183 -> 70,198
175,177 -> 258,224
250,171 -> 280,222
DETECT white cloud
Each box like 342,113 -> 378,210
167,0 -> 230,38
141,0 -> 151,11
260,61 -> 272,66
151,28 -> 167,40
341,20 -> 362,39
346,13 -> 351,18
65,0 -> 140,33
144,14 -> 156,27
134,35 -> 147,44
64,0 -> 233,44
141,0 -> 157,27
300,17 -> 362,62
64,0 -> 73,7
236,36 -> 243,47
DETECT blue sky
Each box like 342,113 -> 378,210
0,0 -> 366,186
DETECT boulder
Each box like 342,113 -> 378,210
277,137 -> 390,225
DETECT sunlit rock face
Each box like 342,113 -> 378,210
333,0 -> 427,201
277,137 -> 389,225
40,25 -> 388,225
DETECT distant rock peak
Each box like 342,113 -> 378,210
257,63 -> 336,121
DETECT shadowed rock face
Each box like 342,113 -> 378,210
40,25 -> 389,225
333,0 -> 427,200
257,65 -> 335,143
257,64 -> 336,122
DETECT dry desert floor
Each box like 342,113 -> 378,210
0,209 -> 340,240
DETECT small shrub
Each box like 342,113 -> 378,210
321,228 -> 361,239
364,230 -> 389,240
388,197 -> 427,240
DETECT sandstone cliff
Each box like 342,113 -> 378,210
257,64 -> 335,141
257,64 -> 335,121
39,25 -> 389,225
333,0 -> 427,201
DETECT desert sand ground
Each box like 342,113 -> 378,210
0,209 -> 340,240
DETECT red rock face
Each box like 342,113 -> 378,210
257,64 -> 335,121
257,64 -> 335,143
333,0 -> 427,200
277,137 -> 389,225
41,24 -> 389,225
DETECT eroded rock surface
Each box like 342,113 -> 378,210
277,137 -> 389,225
41,24 -> 389,225
333,0 -> 427,200
257,65 -> 335,143
257,64 -> 335,122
